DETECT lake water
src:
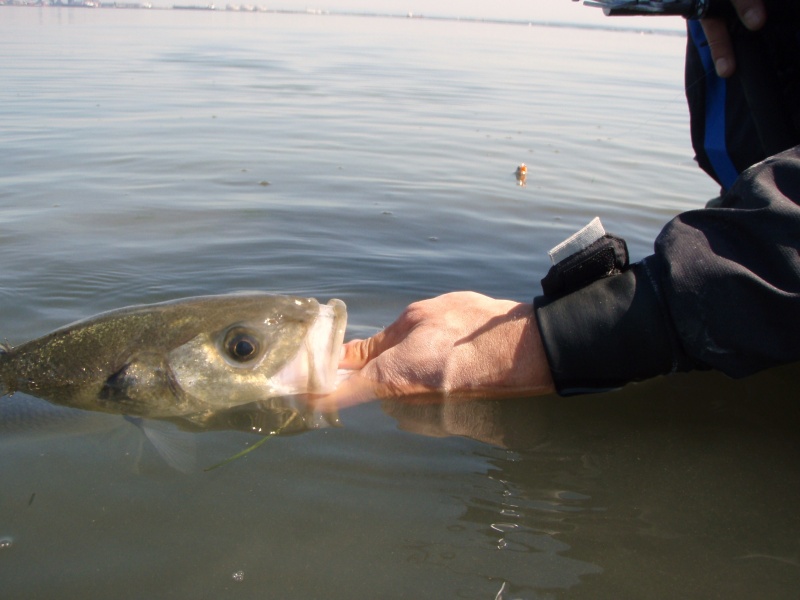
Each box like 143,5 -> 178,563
1,6 -> 799,599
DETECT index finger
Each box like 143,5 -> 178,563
701,17 -> 736,77
700,0 -> 767,78
700,0 -> 766,78
729,0 -> 766,30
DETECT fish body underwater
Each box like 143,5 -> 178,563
0,293 -> 347,431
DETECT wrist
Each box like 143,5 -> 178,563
488,302 -> 554,395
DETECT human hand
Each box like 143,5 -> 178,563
338,292 -> 555,398
701,0 -> 766,77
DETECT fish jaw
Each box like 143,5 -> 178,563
272,298 -> 348,395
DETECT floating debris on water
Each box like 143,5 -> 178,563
232,570 -> 245,582
515,163 -> 527,187
0,537 -> 13,550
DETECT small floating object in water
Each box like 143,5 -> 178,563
515,164 -> 527,186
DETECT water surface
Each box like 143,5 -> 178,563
1,7 -> 798,599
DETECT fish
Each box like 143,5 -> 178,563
0,293 -> 347,433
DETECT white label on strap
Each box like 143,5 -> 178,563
548,217 -> 606,265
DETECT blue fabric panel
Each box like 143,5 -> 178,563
688,20 -> 740,191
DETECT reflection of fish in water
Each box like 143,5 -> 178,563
0,293 -> 347,434
0,392 -> 333,472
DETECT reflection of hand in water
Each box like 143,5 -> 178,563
317,372 -> 551,447
329,292 -> 555,406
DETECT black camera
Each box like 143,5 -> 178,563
581,0 -> 729,19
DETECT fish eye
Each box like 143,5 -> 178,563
225,332 -> 260,363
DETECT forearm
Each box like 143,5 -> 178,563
535,146 -> 800,394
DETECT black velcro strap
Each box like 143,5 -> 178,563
541,234 -> 629,298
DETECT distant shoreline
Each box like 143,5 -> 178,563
0,1 -> 685,37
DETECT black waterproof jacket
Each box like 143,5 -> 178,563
534,1 -> 800,394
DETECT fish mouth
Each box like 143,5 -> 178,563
273,298 -> 347,395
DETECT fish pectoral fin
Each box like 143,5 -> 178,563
144,425 -> 197,473
99,354 -> 177,413
124,416 -> 198,473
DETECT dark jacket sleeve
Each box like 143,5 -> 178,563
685,3 -> 800,191
534,146 -> 800,395
533,7 -> 800,395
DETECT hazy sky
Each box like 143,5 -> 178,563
157,0 -> 686,32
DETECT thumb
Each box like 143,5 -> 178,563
338,339 -> 370,370
338,329 -> 393,370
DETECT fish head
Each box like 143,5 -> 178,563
93,294 -> 347,418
